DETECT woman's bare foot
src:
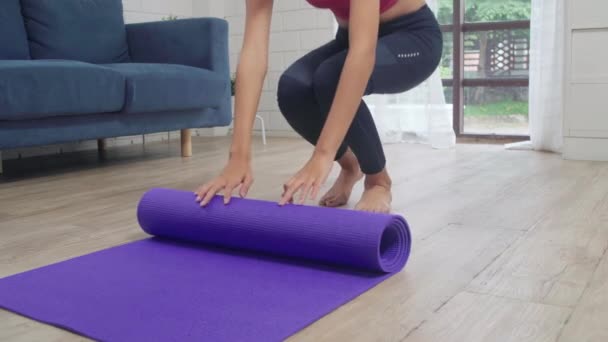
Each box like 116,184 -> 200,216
355,169 -> 392,213
319,149 -> 363,207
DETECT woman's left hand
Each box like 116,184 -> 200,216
279,152 -> 334,205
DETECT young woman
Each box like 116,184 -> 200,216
196,0 -> 442,213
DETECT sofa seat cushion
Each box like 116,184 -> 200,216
102,63 -> 228,114
20,0 -> 130,63
0,0 -> 30,59
0,60 -> 126,120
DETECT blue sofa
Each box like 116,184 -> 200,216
0,0 -> 232,172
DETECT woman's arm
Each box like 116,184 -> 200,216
230,0 -> 274,159
196,0 -> 273,206
314,0 -> 380,158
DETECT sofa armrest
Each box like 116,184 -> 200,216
126,18 -> 229,75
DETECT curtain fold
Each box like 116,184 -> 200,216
507,0 -> 565,152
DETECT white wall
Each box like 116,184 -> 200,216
122,0 -> 194,23
193,0 -> 223,18
224,0 -> 335,135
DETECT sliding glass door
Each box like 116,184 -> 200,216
438,0 -> 531,138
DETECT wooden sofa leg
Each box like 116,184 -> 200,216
181,129 -> 192,157
97,139 -> 107,153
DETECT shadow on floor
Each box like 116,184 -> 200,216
0,142 -> 178,182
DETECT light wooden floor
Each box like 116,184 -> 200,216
1,137 -> 607,342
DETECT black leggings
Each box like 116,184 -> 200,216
277,5 -> 442,174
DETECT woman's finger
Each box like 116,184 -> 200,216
279,180 -> 303,206
299,180 -> 314,205
201,183 -> 223,207
281,184 -> 294,204
240,175 -> 254,198
223,183 -> 236,205
284,177 -> 296,190
280,181 -> 292,200
309,182 -> 320,202
195,183 -> 213,202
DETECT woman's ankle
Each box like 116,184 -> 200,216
337,149 -> 360,174
364,168 -> 392,189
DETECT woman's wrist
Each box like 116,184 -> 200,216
313,146 -> 336,160
229,130 -> 253,161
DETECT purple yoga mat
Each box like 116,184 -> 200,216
0,188 -> 411,341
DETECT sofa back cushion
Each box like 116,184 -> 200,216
0,0 -> 30,59
21,0 -> 130,63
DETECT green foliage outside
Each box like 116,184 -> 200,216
437,0 -> 531,24
438,0 -> 531,117
438,0 -> 531,78
465,101 -> 528,117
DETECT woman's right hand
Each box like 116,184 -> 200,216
195,156 -> 254,206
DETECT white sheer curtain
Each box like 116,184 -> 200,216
365,0 -> 456,149
506,0 -> 565,152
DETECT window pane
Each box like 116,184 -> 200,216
437,0 -> 453,25
441,32 -> 454,79
463,86 -> 529,135
443,86 -> 453,104
464,29 -> 530,79
443,86 -> 454,131
464,0 -> 531,23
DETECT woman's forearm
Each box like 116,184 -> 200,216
229,0 -> 273,159
229,50 -> 268,159
315,51 -> 375,157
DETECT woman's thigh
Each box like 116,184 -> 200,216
312,28 -> 443,96
370,29 -> 443,94
280,39 -> 346,87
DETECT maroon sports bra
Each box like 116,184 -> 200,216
306,0 -> 399,19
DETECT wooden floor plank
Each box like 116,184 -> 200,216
467,165 -> 608,307
404,291 -> 570,342
558,243 -> 608,342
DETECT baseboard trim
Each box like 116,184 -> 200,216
563,137 -> 608,161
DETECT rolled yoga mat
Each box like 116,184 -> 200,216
0,188 -> 411,341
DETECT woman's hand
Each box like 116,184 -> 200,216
195,156 -> 254,206
279,152 -> 334,206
